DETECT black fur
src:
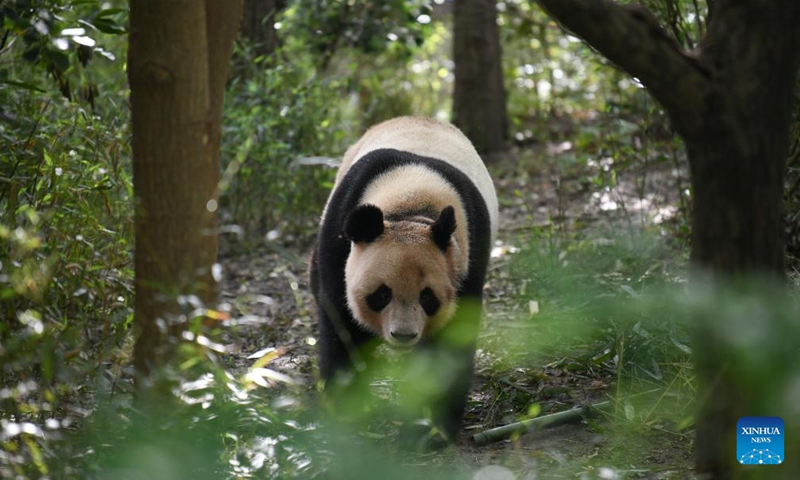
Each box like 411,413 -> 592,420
431,206 -> 456,251
310,148 -> 491,447
419,287 -> 440,316
344,204 -> 384,243
366,284 -> 392,312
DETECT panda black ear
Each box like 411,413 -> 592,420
344,204 -> 384,243
431,206 -> 456,251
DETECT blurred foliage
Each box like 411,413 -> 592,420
486,232 -> 696,473
1,1 -> 131,476
499,0 -> 705,140
0,0 -> 126,102
486,229 -> 799,477
635,0 -> 707,48
499,1 -> 651,147
64,317 -> 323,479
219,44 -> 347,245
505,229 -> 693,395
222,0 -> 451,244
282,0 -> 434,68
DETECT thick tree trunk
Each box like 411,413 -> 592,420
683,12 -> 797,474
687,132 -> 787,477
129,0 -> 242,380
688,137 -> 786,277
687,0 -> 797,277
452,0 -> 508,153
536,0 -> 800,477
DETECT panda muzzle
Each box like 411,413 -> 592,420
388,327 -> 420,346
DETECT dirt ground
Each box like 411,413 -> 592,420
219,140 -> 694,478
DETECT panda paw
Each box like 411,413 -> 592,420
398,420 -> 451,452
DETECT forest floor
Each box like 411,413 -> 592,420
219,131 -> 694,479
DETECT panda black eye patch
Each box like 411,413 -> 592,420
419,287 -> 440,316
366,284 -> 392,312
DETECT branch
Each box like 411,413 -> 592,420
537,0 -> 712,133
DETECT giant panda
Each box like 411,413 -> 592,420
310,116 -> 498,448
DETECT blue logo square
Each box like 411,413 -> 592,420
737,417 -> 784,465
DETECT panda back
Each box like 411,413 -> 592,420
337,117 -> 498,239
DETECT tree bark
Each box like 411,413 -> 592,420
536,0 -> 800,477
129,0 -> 242,381
240,0 -> 283,57
452,0 -> 508,153
207,0 -> 245,286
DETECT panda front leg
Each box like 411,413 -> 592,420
317,303 -> 378,424
396,340 -> 476,451
317,304 -> 374,384
399,301 -> 481,450
433,343 -> 477,442
310,248 -> 375,388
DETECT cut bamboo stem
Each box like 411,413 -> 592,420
473,389 -> 661,446
473,400 -> 612,446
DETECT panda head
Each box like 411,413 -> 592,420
343,204 -> 459,347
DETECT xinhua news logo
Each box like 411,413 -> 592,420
737,417 -> 784,465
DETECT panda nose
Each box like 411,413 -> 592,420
390,329 -> 419,344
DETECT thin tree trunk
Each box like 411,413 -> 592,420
240,0 -> 282,57
129,0 -> 242,381
207,0 -> 245,291
452,0 -> 508,153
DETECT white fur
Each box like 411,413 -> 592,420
330,116 -> 499,240
361,164 -> 470,280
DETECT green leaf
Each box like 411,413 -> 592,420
96,8 -> 127,18
92,17 -> 127,35
22,45 -> 41,63
0,79 -> 46,92
45,49 -> 70,72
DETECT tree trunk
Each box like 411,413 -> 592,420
535,0 -> 800,477
452,0 -> 508,154
207,0 -> 245,278
678,8 -> 798,472
129,0 -> 242,381
240,0 -> 283,57
687,131 -> 787,476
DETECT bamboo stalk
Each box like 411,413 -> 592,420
473,389 -> 662,446
472,400 -> 612,446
